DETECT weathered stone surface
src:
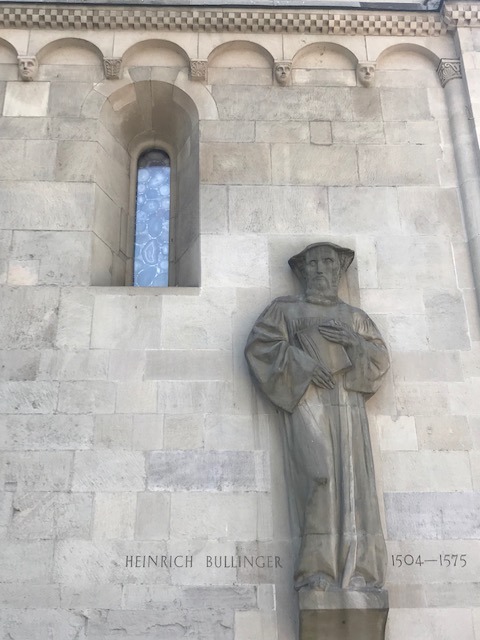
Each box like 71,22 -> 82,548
0,381 -> 58,414
382,451 -> 472,492
201,120 -> 255,143
235,611 -> 277,640
228,185 -> 328,234
2,541 -> 53,582
256,120 -> 310,143
0,350 -> 40,381
93,492 -> 136,540
204,415 -> 256,451
201,142 -> 271,184
272,144 -> 358,185
0,583 -> 60,608
56,288 -> 95,350
380,87 -> 432,121
170,493 -> 259,539
145,349 -> 231,381
91,294 -> 163,349
332,121 -> 385,144
416,415 -> 472,450
0,414 -> 93,450
0,287 -> 59,349
329,186 -> 400,232
3,451 -> 73,491
38,349 -> 108,381
115,381 -> 158,414
57,381 -> 115,414
385,492 -> 480,539
424,290 -> 470,350
384,121 -> 440,145
358,145 -> 439,185
3,82 -> 50,117
392,351 -> 463,383
9,492 -> 93,540
164,414 -> 204,449
72,450 -> 145,491
202,235 -> 268,287
376,415 -> 418,451
135,492 -> 170,540
0,608 -> 87,639
387,608 -> 475,640
147,450 -> 269,491
48,82 -> 93,118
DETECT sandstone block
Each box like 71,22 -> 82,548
200,120 -> 255,143
147,450 -> 269,491
158,380 -> 233,414
0,583 -> 60,608
2,541 -> 53,582
3,82 -> 49,117
38,349 -> 108,381
385,491 -> 480,539
377,415 -> 418,451
132,414 -> 164,450
135,491 -> 170,540
115,381 -> 158,414
55,140 -> 97,182
235,611 -> 277,640
202,235 -> 268,287
164,414 -> 204,449
256,120 -> 310,143
332,121 -> 385,144
358,145 -> 439,186
424,290 -> 470,351
380,87 -> 432,121
0,608 -> 87,640
329,186 -> 400,233
395,382 -> 449,416
204,415 -> 256,451
57,381 -> 115,414
200,142 -> 271,184
382,451 -> 472,492
392,351 -> 463,383
145,349 -> 231,381
387,315 -> 429,351
384,121 -> 440,145
351,88 -> 383,121
48,81 -> 92,118
170,493 -> 259,539
10,492 -> 93,540
310,121 -> 332,144
272,144 -> 358,185
377,237 -> 456,289
161,289 -> 235,350
93,492 -> 136,540
0,287 -> 59,349
200,185 -> 228,233
72,450 -> 145,492
3,451 -> 73,492
0,414 -> 93,450
108,350 -> 146,381
228,185 -> 328,234
7,260 -> 39,285
416,415 -> 472,451
0,381 -> 58,414
0,350 -> 40,381
60,584 -> 122,609
94,414 -> 134,449
0,181 -> 94,231
91,294 -> 163,350
56,287 -> 95,350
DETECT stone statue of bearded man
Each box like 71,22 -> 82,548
245,242 -> 389,593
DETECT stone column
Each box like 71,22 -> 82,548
438,57 -> 480,309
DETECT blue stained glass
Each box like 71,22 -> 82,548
134,150 -> 171,287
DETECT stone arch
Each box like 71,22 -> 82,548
89,79 -> 201,286
376,43 -> 441,88
36,37 -> 104,65
376,43 -> 440,68
292,42 -> 357,86
208,40 -> 274,85
122,39 -> 190,69
0,37 -> 18,63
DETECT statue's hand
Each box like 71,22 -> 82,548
318,320 -> 360,348
312,363 -> 335,390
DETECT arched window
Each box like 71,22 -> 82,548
134,149 -> 171,287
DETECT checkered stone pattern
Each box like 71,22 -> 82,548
443,3 -> 480,28
0,5 -> 447,35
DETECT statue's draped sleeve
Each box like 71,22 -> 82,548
245,299 -> 318,413
344,309 -> 389,395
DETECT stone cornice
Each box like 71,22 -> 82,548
443,2 -> 480,29
0,4 -> 449,35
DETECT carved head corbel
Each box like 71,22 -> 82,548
274,61 -> 292,87
356,61 -> 376,88
18,56 -> 38,82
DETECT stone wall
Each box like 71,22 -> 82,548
1,5 -> 480,638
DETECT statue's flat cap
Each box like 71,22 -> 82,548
288,242 -> 355,279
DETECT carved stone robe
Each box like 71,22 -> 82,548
245,295 -> 389,591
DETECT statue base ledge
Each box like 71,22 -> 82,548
299,589 -> 389,640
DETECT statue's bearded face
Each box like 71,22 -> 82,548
304,246 -> 341,296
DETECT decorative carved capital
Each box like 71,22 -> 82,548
103,57 -> 122,80
437,58 -> 462,87
190,59 -> 208,82
274,61 -> 292,86
17,56 -> 38,82
356,61 -> 376,88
